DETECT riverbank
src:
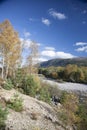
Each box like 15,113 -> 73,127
40,77 -> 87,104
40,77 -> 87,92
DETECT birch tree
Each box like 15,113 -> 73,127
0,20 -> 21,79
27,41 -> 39,75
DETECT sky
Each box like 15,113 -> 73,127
0,0 -> 87,62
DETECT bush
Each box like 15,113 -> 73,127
49,85 -> 61,97
58,110 -> 68,125
60,91 -> 79,125
39,86 -> 51,103
0,105 -> 8,129
3,78 -> 14,90
76,104 -> 87,130
37,82 -> 51,103
60,91 -> 68,104
13,68 -> 24,88
7,94 -> 23,112
21,75 -> 40,97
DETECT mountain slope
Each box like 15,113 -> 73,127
40,57 -> 87,67
0,88 -> 66,130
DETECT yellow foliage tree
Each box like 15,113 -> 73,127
27,41 -> 39,75
0,20 -> 21,79
61,92 -> 79,125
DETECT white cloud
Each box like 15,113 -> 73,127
20,38 -> 41,49
37,42 -> 41,46
20,38 -> 31,48
49,8 -> 67,20
75,42 -> 87,52
75,42 -> 87,46
41,47 -> 75,59
76,46 -> 87,52
24,30 -> 31,38
38,58 -> 48,62
41,50 -> 55,57
42,18 -> 51,26
45,46 -> 55,51
56,52 -> 75,59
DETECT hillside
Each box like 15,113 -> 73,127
0,88 -> 66,130
39,57 -> 87,67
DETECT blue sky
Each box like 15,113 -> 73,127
0,0 -> 87,62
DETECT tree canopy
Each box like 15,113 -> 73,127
0,20 -> 21,79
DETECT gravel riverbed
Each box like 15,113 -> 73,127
41,78 -> 87,92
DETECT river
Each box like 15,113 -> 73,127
40,77 -> 87,92
39,77 -> 87,103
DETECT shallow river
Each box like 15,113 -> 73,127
41,78 -> 87,92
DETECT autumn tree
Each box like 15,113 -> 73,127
60,92 -> 79,126
0,20 -> 21,79
27,41 -> 39,75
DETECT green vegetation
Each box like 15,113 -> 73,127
56,91 -> 87,130
60,92 -> 79,125
2,67 -> 52,104
38,82 -> 51,103
39,65 -> 87,84
7,94 -> 23,112
0,105 -> 8,129
76,103 -> 87,130
21,75 -> 40,97
3,78 -> 14,90
13,67 -> 25,88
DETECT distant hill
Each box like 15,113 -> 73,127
39,57 -> 87,67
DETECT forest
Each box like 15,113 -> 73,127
39,65 -> 87,84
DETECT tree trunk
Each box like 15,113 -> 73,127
1,47 -> 5,79
2,56 -> 4,79
5,63 -> 9,79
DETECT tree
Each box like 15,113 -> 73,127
27,41 -> 39,75
60,92 -> 79,125
64,65 -> 78,79
51,71 -> 58,79
0,20 -> 21,79
77,103 -> 87,130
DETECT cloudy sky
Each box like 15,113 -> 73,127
0,0 -> 87,62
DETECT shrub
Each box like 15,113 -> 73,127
60,91 -> 79,125
49,85 -> 61,98
76,104 -> 87,130
3,78 -> 14,90
21,75 -> 40,97
37,82 -> 51,103
60,91 -> 68,104
7,94 -> 23,112
0,105 -> 8,129
13,68 -> 24,88
39,86 -> 51,103
58,110 -> 68,125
